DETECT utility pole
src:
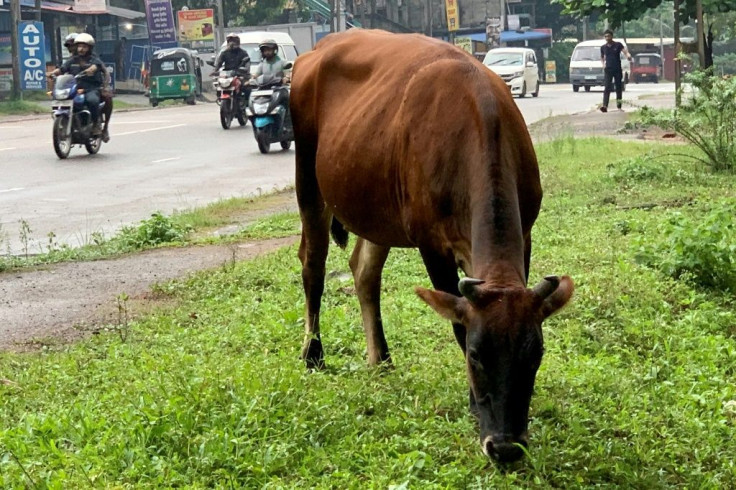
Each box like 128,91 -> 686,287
695,0 -> 705,69
215,0 -> 225,49
35,0 -> 41,21
674,0 -> 681,107
427,0 -> 433,36
659,14 -> 664,79
10,0 -> 22,100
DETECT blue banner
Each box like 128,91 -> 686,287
144,0 -> 178,47
18,21 -> 47,91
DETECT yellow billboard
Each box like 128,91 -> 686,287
177,9 -> 214,42
445,0 -> 460,32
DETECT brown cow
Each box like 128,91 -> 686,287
291,30 -> 574,463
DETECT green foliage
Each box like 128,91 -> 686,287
237,212 -> 301,239
118,212 -> 192,249
634,200 -> 736,292
0,100 -> 46,115
548,41 -> 576,83
2,139 -> 736,486
714,52 -> 736,74
552,0 -> 736,27
637,71 -> 736,172
606,153 -> 666,182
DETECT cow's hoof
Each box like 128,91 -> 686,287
301,337 -> 325,370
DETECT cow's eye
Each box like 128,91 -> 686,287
468,349 -> 484,371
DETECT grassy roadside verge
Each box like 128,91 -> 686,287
0,97 -> 148,117
0,188 -> 297,273
2,138 -> 735,487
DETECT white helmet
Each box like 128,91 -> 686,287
74,33 -> 95,47
63,33 -> 78,48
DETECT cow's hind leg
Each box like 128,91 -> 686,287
349,238 -> 391,366
296,139 -> 330,369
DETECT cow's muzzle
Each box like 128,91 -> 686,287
482,433 -> 528,463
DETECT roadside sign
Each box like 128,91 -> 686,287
18,21 -> 47,91
177,9 -> 214,42
545,60 -> 556,83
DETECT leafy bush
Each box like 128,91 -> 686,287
634,200 -> 736,292
119,212 -> 192,249
607,153 -> 666,183
637,71 -> 736,172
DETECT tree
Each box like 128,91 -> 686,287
552,0 -> 736,68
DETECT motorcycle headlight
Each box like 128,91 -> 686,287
53,88 -> 71,100
254,102 -> 269,115
219,78 -> 232,88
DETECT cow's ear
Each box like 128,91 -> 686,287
541,275 -> 574,318
415,287 -> 465,323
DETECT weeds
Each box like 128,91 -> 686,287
115,293 -> 131,342
637,71 -> 736,172
18,219 -> 31,259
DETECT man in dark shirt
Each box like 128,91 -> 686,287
50,33 -> 105,135
213,33 -> 251,73
599,29 -> 632,113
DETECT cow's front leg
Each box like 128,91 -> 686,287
419,248 -> 477,412
350,238 -> 392,366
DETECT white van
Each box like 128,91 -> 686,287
482,47 -> 540,98
569,39 -> 631,92
214,31 -> 299,77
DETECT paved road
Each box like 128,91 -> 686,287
0,83 -> 675,255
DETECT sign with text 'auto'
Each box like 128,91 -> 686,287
18,21 -> 47,91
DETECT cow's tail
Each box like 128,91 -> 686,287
330,217 -> 349,249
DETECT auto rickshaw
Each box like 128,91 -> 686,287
148,47 -> 203,107
632,53 -> 662,83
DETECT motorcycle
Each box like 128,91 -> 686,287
246,69 -> 293,154
212,67 -> 249,129
50,73 -> 106,159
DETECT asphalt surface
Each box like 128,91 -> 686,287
0,82 -> 677,255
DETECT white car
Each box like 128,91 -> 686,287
483,48 -> 540,98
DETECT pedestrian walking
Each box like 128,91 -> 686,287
599,29 -> 632,113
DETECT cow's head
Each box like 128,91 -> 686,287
416,275 -> 574,462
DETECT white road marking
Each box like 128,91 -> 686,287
151,157 -> 181,163
0,147 -> 17,151
0,187 -> 24,193
112,120 -> 175,124
114,124 -> 186,136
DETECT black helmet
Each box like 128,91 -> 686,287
64,33 -> 78,48
259,39 -> 278,52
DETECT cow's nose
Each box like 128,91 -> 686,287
483,435 -> 527,463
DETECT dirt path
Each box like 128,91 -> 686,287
0,107 -> 671,352
0,237 -> 299,351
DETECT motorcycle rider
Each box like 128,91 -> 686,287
253,39 -> 290,116
213,33 -> 251,73
253,39 -> 289,84
213,33 -> 251,108
50,33 -> 105,136
62,33 -> 114,142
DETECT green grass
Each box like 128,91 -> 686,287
2,139 -> 736,487
0,99 -> 46,115
0,189 -> 295,272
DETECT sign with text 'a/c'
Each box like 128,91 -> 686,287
19,21 -> 47,91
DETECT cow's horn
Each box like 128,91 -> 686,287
458,277 -> 485,300
532,275 -> 560,299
